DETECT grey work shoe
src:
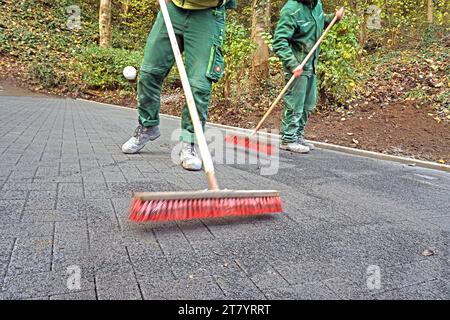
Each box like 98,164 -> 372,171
298,137 -> 315,150
122,125 -> 160,154
280,141 -> 310,154
180,142 -> 202,171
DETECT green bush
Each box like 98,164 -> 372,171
213,16 -> 255,100
317,12 -> 363,107
29,55 -> 68,88
73,46 -> 143,91
0,30 -> 11,54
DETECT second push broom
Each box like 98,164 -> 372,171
225,12 -> 341,153
129,0 -> 283,223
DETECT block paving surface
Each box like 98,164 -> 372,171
0,96 -> 448,300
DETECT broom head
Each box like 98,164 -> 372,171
129,190 -> 282,222
224,133 -> 274,156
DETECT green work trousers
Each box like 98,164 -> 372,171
137,2 -> 226,143
281,73 -> 318,143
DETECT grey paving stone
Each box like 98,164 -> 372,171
95,263 -> 142,300
265,281 -> 339,300
51,247 -> 93,275
0,222 -> 54,238
0,190 -> 28,200
55,220 -> 88,237
214,272 -> 267,299
149,222 -> 194,254
2,269 -> 95,299
323,277 -> 377,300
272,259 -> 350,286
83,188 -> 113,199
50,290 -> 97,300
35,166 -> 59,179
103,172 -> 126,183
20,210 -> 53,223
25,190 -> 56,210
0,199 -> 25,223
383,259 -> 446,291
425,216 -> 450,231
176,220 -> 215,242
249,265 -> 290,291
0,238 -> 15,283
373,279 -> 449,300
60,163 -> 80,173
140,275 -> 225,300
58,183 -> 84,199
21,295 -> 51,300
165,250 -> 237,280
7,236 -> 53,275
8,170 -> 36,181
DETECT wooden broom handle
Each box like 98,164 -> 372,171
252,13 -> 339,136
158,0 -> 219,190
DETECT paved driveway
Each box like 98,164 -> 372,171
0,96 -> 448,299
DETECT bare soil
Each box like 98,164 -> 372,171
161,94 -> 450,164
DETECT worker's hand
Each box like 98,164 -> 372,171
292,67 -> 303,78
336,7 -> 345,21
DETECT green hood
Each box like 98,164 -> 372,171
273,0 -> 334,73
297,0 -> 318,7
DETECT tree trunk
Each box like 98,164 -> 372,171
427,0 -> 433,23
123,0 -> 130,15
250,0 -> 271,86
121,0 -> 130,24
99,0 -> 112,48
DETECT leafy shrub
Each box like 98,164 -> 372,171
0,30 -> 11,54
213,16 -> 255,101
73,45 -> 143,91
29,55 -> 68,88
317,12 -> 363,107
113,0 -> 157,50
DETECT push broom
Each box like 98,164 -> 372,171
129,0 -> 283,223
224,12 -> 341,154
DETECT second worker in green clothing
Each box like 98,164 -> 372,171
122,0 -> 236,171
273,0 -> 344,153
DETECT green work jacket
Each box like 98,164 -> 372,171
273,0 -> 334,74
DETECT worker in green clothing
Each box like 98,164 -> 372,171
273,0 -> 344,153
122,0 -> 236,171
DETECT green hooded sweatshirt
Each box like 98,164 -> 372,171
273,0 -> 334,74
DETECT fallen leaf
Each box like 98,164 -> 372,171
421,249 -> 436,257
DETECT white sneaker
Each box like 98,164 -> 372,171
122,125 -> 160,154
180,142 -> 202,171
298,137 -> 315,150
280,142 -> 310,154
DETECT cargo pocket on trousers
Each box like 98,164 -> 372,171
205,44 -> 225,83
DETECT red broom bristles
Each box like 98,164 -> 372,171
224,135 -> 273,156
129,196 -> 283,222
